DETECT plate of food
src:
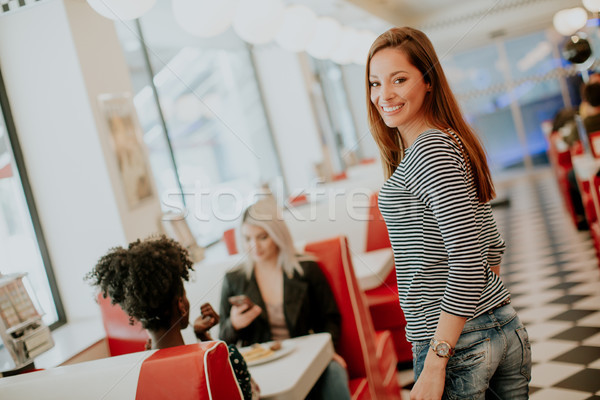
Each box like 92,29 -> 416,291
239,340 -> 295,366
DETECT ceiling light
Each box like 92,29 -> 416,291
552,7 -> 588,36
233,0 -> 285,45
305,17 -> 343,60
583,0 -> 600,12
172,0 -> 235,38
330,27 -> 360,65
275,5 -> 318,53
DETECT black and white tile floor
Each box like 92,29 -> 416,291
398,168 -> 600,399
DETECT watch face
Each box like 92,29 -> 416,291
437,342 -> 451,356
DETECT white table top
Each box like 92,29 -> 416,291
572,154 -> 600,181
248,333 -> 334,400
351,247 -> 395,290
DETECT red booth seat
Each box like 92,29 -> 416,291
305,236 -> 402,400
363,193 -> 412,363
97,293 -> 148,356
0,341 -> 244,400
223,228 -> 238,255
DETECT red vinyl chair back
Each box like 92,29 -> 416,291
365,193 -> 391,252
589,131 -> 600,158
97,293 -> 148,356
305,236 -> 383,397
223,228 -> 238,255
136,342 -> 243,400
571,140 -> 585,156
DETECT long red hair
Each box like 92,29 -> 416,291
366,27 -> 495,203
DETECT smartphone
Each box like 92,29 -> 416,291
228,295 -> 255,307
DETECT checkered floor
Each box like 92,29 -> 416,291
397,168 -> 600,399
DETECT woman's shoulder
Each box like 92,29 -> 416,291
225,267 -> 248,282
297,259 -> 328,281
412,129 -> 460,153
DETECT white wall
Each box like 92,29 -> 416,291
0,0 -> 162,321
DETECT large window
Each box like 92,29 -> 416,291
443,29 -> 570,171
116,18 -> 281,246
0,70 -> 64,328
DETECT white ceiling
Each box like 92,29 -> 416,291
117,0 -> 588,68
345,0 -> 584,53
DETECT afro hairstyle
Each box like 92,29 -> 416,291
85,235 -> 194,331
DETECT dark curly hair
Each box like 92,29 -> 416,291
85,235 -> 194,331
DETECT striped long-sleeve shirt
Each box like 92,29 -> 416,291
379,129 -> 509,342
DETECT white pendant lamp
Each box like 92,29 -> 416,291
172,0 -> 236,37
330,28 -> 360,65
275,5 -> 318,53
351,30 -> 377,66
583,0 -> 600,12
86,0 -> 156,21
306,17 -> 343,60
233,0 -> 285,45
553,7 -> 588,36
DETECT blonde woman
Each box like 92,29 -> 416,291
366,27 -> 531,400
218,198 -> 350,400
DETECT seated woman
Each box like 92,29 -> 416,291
86,235 -> 256,400
215,197 -> 351,400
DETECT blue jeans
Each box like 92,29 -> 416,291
412,304 -> 532,400
307,360 -> 351,400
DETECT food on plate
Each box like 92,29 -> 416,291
240,343 -> 274,362
269,341 -> 282,351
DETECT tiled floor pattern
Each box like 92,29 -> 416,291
397,169 -> 600,399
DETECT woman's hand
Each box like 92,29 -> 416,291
410,354 -> 447,400
194,303 -> 220,340
230,303 -> 262,331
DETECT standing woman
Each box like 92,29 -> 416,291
366,27 -> 531,400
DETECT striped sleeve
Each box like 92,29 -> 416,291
405,134 -> 485,318
485,208 -> 506,266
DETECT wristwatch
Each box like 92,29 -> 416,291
429,338 -> 455,358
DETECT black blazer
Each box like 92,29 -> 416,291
219,260 -> 341,349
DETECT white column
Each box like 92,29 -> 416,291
0,0 -> 162,320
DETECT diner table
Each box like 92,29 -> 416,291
247,332 -> 334,400
351,247 -> 395,290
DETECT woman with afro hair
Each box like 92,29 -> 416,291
86,235 -> 257,400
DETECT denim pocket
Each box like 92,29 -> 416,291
515,327 -> 532,380
412,341 -> 430,380
445,338 -> 490,400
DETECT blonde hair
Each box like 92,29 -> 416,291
366,27 -> 495,203
235,197 -> 308,279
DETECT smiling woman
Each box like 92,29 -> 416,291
365,27 -> 531,400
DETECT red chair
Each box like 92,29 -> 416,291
359,158 -> 376,165
305,236 -> 402,400
288,193 -> 308,206
589,131 -> 600,158
0,341 -> 243,400
97,293 -> 148,356
223,228 -> 238,255
589,175 -> 600,262
365,193 -> 391,253
363,193 -> 412,363
547,131 -> 578,228
136,342 -> 244,400
332,171 -> 348,181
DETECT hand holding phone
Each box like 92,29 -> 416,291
229,295 -> 262,331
